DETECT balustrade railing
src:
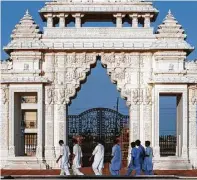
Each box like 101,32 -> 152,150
25,133 -> 37,156
159,135 -> 176,156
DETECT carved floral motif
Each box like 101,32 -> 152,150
46,87 -> 54,105
2,87 -> 8,104
144,88 -> 152,105
190,87 -> 197,105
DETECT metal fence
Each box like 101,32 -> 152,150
68,108 -> 129,167
159,135 -> 176,156
25,133 -> 37,156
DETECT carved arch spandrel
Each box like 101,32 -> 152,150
100,52 -> 142,106
54,52 -> 97,104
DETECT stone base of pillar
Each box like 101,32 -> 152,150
8,146 -> 15,157
153,146 -> 160,158
181,146 -> 188,159
44,146 -> 57,169
153,157 -> 192,170
0,149 -> 9,168
36,146 -> 43,160
45,146 -> 56,158
44,160 -> 59,169
189,147 -> 197,169
54,146 -> 60,157
0,160 -> 8,169
1,149 -> 9,158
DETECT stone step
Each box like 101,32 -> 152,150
5,159 -> 47,169
153,159 -> 192,170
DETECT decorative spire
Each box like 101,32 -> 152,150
11,10 -> 41,40
4,10 -> 46,53
152,10 -> 194,52
156,10 -> 186,40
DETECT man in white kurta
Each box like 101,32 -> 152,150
89,139 -> 104,175
72,139 -> 84,175
56,140 -> 70,176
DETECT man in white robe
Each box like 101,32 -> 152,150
89,139 -> 104,175
72,138 -> 84,175
56,140 -> 71,176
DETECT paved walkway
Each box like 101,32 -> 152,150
1,175 -> 197,180
1,169 -> 197,177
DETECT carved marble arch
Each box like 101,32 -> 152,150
61,52 -> 134,106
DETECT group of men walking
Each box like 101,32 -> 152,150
56,138 -> 153,176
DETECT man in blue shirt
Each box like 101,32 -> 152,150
126,142 -> 137,176
144,141 -> 153,175
135,139 -> 145,174
110,138 -> 122,175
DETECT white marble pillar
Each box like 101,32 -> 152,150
0,85 -> 9,165
188,85 -> 197,168
143,13 -> 151,28
129,104 -> 140,142
152,87 -> 160,158
44,86 -> 56,160
59,13 -> 68,28
113,13 -> 125,28
181,90 -> 188,158
129,13 -> 138,28
72,13 -> 84,28
143,88 -> 152,142
45,14 -> 53,28
128,94 -> 140,164
36,87 -> 44,159
8,88 -> 16,157
54,88 -> 67,157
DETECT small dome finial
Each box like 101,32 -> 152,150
168,9 -> 171,15
26,9 -> 29,15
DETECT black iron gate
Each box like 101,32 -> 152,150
68,108 -> 129,166
24,133 -> 37,156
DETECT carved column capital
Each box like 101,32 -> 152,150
72,13 -> 85,18
57,13 -> 69,18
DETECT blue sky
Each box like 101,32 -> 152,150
1,1 -> 197,135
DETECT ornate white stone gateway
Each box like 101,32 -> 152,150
0,0 -> 197,170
